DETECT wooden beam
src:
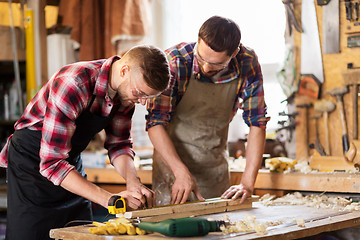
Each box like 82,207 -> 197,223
122,196 -> 258,222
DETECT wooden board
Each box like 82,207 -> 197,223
121,196 -> 258,222
50,202 -> 360,240
309,155 -> 355,171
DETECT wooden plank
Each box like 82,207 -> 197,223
122,197 -> 257,221
309,155 -> 355,171
253,170 -> 360,193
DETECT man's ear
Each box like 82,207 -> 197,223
120,64 -> 130,77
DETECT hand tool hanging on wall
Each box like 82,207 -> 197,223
301,0 -> 324,92
342,63 -> 360,140
353,0 -> 359,21
317,0 -> 340,54
326,87 -> 350,153
345,0 -> 353,22
314,99 -> 336,155
296,103 -> 313,158
283,0 -> 303,35
310,114 -> 327,156
342,64 -> 360,164
298,74 -> 322,99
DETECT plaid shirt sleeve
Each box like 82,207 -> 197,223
105,106 -> 135,163
38,70 -> 89,185
39,61 -> 135,185
238,46 -> 270,128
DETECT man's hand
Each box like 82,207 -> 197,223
171,170 -> 204,204
117,190 -> 147,210
126,183 -> 156,208
221,184 -> 252,203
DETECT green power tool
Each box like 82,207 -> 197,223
135,217 -> 227,237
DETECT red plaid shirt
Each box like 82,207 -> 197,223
0,56 -> 135,185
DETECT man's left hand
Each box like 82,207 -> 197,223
220,184 -> 252,203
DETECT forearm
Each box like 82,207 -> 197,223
242,126 -> 265,187
112,155 -> 142,188
148,125 -> 190,177
60,170 -> 112,208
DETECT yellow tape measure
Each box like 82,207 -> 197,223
108,195 -> 126,214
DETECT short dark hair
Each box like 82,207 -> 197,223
126,45 -> 170,91
198,16 -> 241,56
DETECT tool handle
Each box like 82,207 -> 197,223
353,84 -> 358,140
343,134 -> 350,153
108,195 -> 126,215
337,98 -> 348,136
324,112 -> 330,155
345,0 -> 352,21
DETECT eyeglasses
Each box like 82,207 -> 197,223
129,68 -> 161,100
132,84 -> 161,100
193,43 -> 232,70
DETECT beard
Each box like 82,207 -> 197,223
116,81 -> 135,107
199,66 -> 223,78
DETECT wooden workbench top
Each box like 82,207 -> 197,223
50,202 -> 360,240
85,167 -> 360,193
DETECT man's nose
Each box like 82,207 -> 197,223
202,62 -> 212,73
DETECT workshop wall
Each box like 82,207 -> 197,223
294,0 -> 360,160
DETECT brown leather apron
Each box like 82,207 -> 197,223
152,74 -> 239,205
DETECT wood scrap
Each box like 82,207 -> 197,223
260,192 -> 359,211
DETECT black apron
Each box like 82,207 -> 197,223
6,95 -> 119,240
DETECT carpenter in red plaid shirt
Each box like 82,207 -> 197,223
1,45 -> 169,240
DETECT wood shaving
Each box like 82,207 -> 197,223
296,218 -> 305,227
260,192 -> 359,211
220,214 -> 282,236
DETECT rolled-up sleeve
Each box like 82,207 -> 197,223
240,52 -> 270,129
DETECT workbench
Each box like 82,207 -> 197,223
50,202 -> 360,240
85,167 -> 360,195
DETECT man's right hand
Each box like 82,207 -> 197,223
171,169 -> 205,204
117,190 -> 147,210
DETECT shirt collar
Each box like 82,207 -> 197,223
94,56 -> 120,97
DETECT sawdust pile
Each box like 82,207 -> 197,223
260,192 -> 360,211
